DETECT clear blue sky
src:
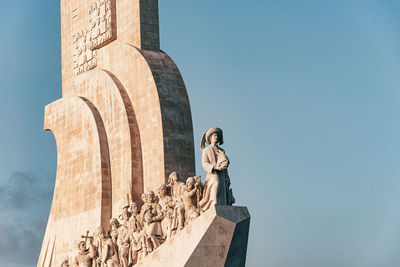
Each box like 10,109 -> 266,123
1,0 -> 400,266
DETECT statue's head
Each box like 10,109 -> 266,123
158,184 -> 167,196
119,206 -> 131,221
95,226 -> 105,239
201,128 -> 223,150
145,191 -> 156,203
168,172 -> 179,184
77,240 -> 86,252
130,202 -> 139,214
186,177 -> 195,189
110,218 -> 119,230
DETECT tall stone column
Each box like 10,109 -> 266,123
38,1 -> 195,266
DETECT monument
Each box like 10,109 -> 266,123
37,1 -> 250,266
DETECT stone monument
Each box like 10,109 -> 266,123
37,1 -> 250,266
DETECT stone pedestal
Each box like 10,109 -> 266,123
136,205 -> 250,267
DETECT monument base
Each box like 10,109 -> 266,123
135,205 -> 250,267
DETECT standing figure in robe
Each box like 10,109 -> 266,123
117,207 -> 131,267
158,184 -> 174,239
128,202 -> 144,265
199,127 -> 235,212
109,218 -> 120,247
94,226 -> 119,267
168,172 -> 185,231
141,191 -> 164,253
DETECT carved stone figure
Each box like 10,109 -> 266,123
194,175 -> 204,208
109,218 -> 120,246
157,184 -> 174,239
94,227 -> 119,267
128,202 -> 144,265
181,177 -> 201,224
117,207 -> 131,267
141,191 -> 164,253
168,172 -> 186,231
128,202 -> 142,233
73,237 -> 96,267
199,128 -> 235,212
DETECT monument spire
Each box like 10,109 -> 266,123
131,0 -> 160,51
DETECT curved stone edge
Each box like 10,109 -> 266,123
37,96 -> 111,267
69,69 -> 143,216
95,42 -> 195,190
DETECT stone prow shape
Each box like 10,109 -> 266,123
38,96 -> 111,267
136,206 -> 250,267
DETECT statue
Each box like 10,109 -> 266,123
128,202 -> 144,265
128,202 -> 142,233
117,206 -> 131,267
168,172 -> 185,231
181,177 -> 201,224
141,191 -> 164,254
199,128 -> 235,212
94,226 -> 119,267
109,218 -> 120,246
157,184 -> 174,239
73,233 -> 96,267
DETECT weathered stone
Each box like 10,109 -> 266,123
38,1 -> 249,266
134,205 -> 250,267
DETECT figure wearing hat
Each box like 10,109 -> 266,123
199,127 -> 235,212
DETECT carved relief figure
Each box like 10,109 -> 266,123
168,172 -> 186,231
94,227 -> 119,267
141,191 -> 164,253
157,184 -> 174,239
128,202 -> 142,233
117,207 -> 131,267
109,218 -> 120,246
73,237 -> 96,267
128,202 -> 144,265
199,128 -> 235,212
181,177 -> 201,224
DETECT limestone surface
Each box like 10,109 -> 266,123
135,205 -> 250,267
37,1 -> 250,266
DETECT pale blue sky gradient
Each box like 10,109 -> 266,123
1,1 -> 400,266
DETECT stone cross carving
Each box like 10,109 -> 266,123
80,230 -> 93,243
72,0 -> 116,75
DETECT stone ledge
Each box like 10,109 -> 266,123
135,205 -> 250,267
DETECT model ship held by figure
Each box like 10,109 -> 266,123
70,128 -> 235,267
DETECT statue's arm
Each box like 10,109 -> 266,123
154,204 -> 164,221
202,149 -> 215,173
88,242 -> 96,258
184,187 -> 197,198
73,256 -> 79,267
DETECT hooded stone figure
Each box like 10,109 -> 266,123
199,127 -> 235,212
